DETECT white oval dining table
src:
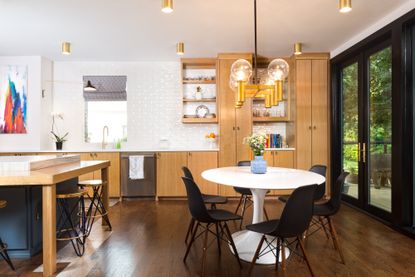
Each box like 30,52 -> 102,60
202,166 -> 325,264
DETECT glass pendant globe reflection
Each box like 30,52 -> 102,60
229,75 -> 239,92
231,59 -> 253,82
268,58 -> 289,81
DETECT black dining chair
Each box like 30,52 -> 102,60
278,165 -> 327,203
306,172 -> 349,264
181,177 -> 242,277
246,184 -> 318,277
234,161 -> 269,229
182,167 -> 228,243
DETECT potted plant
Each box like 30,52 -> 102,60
244,133 -> 267,174
51,131 -> 68,150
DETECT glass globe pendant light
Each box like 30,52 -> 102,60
229,0 -> 289,109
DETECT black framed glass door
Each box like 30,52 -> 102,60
339,42 -> 392,220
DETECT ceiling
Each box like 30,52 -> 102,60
0,0 -> 411,61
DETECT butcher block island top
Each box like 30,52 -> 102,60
0,154 -> 111,276
0,155 -> 110,185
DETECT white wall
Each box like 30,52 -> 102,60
0,56 -> 53,151
53,61 -> 218,150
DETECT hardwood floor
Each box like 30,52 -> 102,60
1,199 -> 415,276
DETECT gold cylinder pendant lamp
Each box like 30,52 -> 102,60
176,42 -> 184,55
162,0 -> 173,13
62,42 -> 71,55
294,42 -> 302,55
339,0 -> 352,13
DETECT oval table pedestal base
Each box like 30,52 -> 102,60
230,230 -> 290,264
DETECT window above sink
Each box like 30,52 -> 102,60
83,76 -> 127,145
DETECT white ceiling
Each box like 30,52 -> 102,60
0,0 -> 411,61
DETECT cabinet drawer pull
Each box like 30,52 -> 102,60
308,126 -> 312,130
313,126 -> 316,130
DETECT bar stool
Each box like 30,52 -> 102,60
78,180 -> 112,237
0,200 -> 15,271
56,189 -> 88,257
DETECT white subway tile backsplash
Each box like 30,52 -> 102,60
53,62 -> 218,150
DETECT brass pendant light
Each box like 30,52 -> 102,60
294,43 -> 302,55
176,42 -> 184,55
229,0 -> 289,109
339,0 -> 352,13
162,0 -> 173,13
62,42 -> 71,55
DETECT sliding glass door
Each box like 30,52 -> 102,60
339,42 -> 392,219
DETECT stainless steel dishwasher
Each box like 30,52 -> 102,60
121,152 -> 156,198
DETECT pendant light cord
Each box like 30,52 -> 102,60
254,0 -> 258,84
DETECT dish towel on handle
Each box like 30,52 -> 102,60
129,155 -> 144,180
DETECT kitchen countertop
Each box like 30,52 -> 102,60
0,148 -> 296,154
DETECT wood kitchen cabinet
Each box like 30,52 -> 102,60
264,150 -> 295,168
79,152 -> 121,198
156,151 -> 218,198
187,152 -> 218,195
295,54 -> 330,191
217,53 -> 253,197
156,152 -> 188,197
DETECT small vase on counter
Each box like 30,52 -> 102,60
251,155 -> 267,174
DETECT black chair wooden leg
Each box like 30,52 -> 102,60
263,206 -> 269,221
184,221 -> 199,262
298,236 -> 315,277
0,238 -> 15,271
185,218 -> 195,244
247,235 -> 265,276
327,217 -> 345,264
275,237 -> 280,271
224,222 -> 242,267
234,195 -> 243,215
281,239 -> 287,276
201,223 -> 210,277
319,216 -> 330,239
215,223 -> 221,255
239,196 -> 248,229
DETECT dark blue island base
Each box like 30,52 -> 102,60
0,178 -> 79,258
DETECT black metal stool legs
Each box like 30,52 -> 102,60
57,196 -> 87,257
84,185 -> 112,237
0,237 -> 15,271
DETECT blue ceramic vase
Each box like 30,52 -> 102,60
251,156 -> 267,174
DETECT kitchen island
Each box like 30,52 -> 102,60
0,155 -> 110,276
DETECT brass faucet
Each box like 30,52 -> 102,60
102,126 -> 109,149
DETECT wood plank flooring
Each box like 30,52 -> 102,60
1,199 -> 415,276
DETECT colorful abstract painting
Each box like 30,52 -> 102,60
0,65 -> 28,133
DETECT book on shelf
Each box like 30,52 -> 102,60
266,133 -> 283,148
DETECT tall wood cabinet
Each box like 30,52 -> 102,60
217,53 -> 253,196
295,54 -> 330,190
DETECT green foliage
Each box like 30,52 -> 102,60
341,47 -> 392,173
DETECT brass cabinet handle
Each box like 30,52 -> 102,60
313,126 -> 316,130
362,143 -> 366,163
308,126 -> 312,130
358,143 -> 361,162
237,126 -> 240,131
232,126 -> 236,131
